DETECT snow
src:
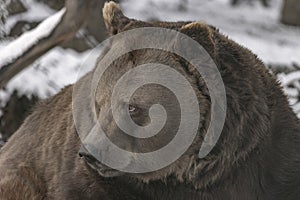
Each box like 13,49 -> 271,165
278,71 -> 300,86
3,0 -> 56,35
0,8 -> 65,68
122,0 -> 300,66
277,72 -> 300,117
0,47 -> 92,101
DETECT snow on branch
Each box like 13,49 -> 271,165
0,0 -> 99,89
0,8 -> 65,68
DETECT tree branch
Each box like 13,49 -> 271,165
0,0 -> 100,89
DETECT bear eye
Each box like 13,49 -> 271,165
128,104 -> 138,113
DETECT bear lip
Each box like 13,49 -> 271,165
96,166 -> 125,178
80,151 -> 125,177
93,161 -> 125,178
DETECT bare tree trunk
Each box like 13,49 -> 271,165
0,0 -> 105,89
281,0 -> 300,26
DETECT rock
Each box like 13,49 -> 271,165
8,20 -> 39,37
7,0 -> 27,16
231,0 -> 270,7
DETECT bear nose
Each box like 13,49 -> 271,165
80,152 -> 97,163
78,145 -> 97,163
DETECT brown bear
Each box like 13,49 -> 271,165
0,2 -> 299,200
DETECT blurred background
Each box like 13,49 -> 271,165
0,0 -> 299,143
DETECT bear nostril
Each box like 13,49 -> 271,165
78,146 -> 99,164
79,152 -> 97,163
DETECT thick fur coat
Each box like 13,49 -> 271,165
0,2 -> 299,200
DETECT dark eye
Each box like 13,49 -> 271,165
128,104 -> 138,113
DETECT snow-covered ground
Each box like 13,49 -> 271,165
0,0 -> 300,115
123,0 -> 300,66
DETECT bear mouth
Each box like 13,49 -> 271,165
93,161 -> 125,178
79,146 -> 125,177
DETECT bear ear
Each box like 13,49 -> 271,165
180,22 -> 216,58
102,1 -> 131,35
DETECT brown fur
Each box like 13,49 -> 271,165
0,2 -> 299,200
